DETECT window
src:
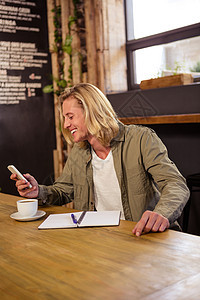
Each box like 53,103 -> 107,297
125,0 -> 200,89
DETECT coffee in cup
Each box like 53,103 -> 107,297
17,199 -> 38,217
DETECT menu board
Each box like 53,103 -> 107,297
0,0 -> 50,104
0,0 -> 56,195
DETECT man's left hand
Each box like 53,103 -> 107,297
132,210 -> 170,236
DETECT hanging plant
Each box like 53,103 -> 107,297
43,2 -> 83,96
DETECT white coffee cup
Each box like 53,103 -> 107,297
17,199 -> 38,217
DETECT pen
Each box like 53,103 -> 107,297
71,213 -> 77,224
77,211 -> 86,224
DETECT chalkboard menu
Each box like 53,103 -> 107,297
0,0 -> 56,195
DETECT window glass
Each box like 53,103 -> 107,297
134,36 -> 200,84
132,0 -> 200,39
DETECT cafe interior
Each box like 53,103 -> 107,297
0,0 -> 200,299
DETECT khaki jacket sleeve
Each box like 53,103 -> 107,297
141,128 -> 190,225
38,155 -> 74,206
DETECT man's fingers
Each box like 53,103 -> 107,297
16,180 -> 29,190
132,211 -> 170,236
143,213 -> 159,233
132,211 -> 151,236
10,173 -> 17,181
150,215 -> 170,232
145,213 -> 164,232
158,219 -> 170,232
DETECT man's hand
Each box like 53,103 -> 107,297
10,173 -> 39,199
132,210 -> 170,236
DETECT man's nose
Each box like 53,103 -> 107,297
64,118 -> 70,129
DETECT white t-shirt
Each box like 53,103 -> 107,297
91,149 -> 125,220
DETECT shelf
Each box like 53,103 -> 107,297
119,113 -> 200,125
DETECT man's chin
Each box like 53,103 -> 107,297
73,136 -> 81,143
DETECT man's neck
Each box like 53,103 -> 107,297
88,136 -> 110,160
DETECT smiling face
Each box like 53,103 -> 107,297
62,96 -> 90,143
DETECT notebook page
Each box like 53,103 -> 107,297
78,211 -> 120,227
38,212 -> 82,229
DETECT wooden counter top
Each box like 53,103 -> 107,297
1,192 -> 200,299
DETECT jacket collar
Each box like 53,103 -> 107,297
110,121 -> 125,145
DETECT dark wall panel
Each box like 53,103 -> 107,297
148,123 -> 200,178
108,84 -> 200,117
0,0 -> 56,195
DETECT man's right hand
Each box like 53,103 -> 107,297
10,173 -> 39,198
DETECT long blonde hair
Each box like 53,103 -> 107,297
59,83 -> 119,147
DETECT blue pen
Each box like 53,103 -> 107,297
71,213 -> 78,224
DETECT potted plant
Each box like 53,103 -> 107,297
140,61 -> 195,90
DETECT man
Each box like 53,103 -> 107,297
11,83 -> 189,236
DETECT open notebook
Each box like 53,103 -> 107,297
38,211 -> 121,230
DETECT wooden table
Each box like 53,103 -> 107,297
0,193 -> 200,299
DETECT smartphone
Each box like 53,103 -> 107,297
7,165 -> 32,189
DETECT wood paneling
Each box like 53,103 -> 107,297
47,0 -> 64,178
119,113 -> 200,125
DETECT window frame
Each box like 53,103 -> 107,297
124,0 -> 200,90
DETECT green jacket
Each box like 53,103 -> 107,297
38,123 -> 189,226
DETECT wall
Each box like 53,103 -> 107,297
0,0 -> 56,196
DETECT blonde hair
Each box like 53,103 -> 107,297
59,83 -> 119,147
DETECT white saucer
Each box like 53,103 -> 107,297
10,210 -> 46,222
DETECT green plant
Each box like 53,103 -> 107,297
43,1 -> 83,96
156,61 -> 186,78
190,61 -> 200,73
43,5 -> 67,96
172,60 -> 185,75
